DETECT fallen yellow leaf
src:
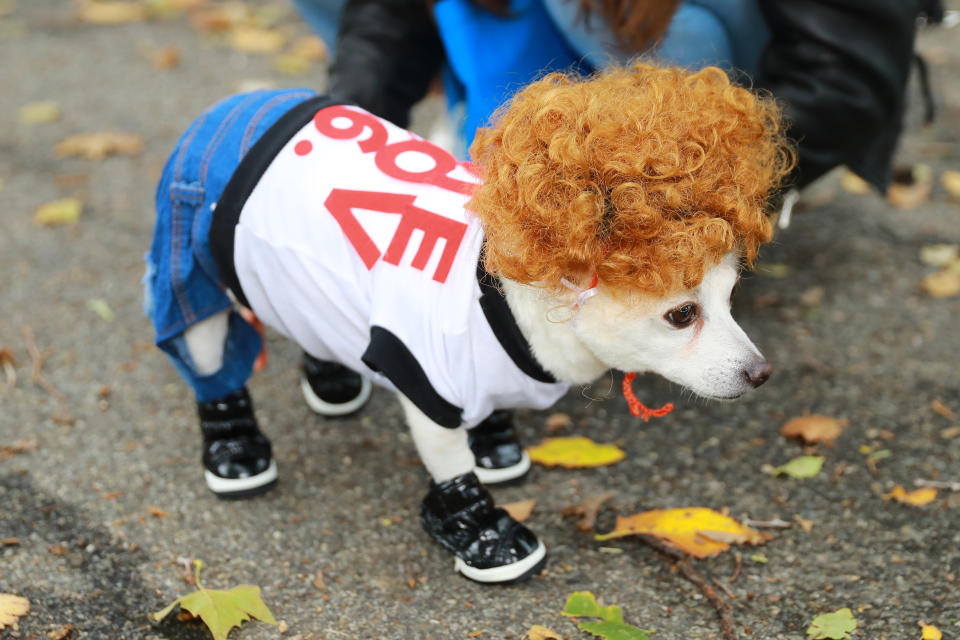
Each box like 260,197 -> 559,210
781,415 -> 848,446
919,244 -> 959,268
941,170 -> 960,200
34,197 -> 82,226
152,560 -> 276,640
920,623 -> 942,640
885,485 -> 937,507
502,499 -> 535,523
527,437 -> 624,468
525,625 -> 564,640
79,0 -> 148,24
18,100 -> 61,125
55,131 -> 144,160
595,507 -> 771,558
229,26 -> 285,54
273,52 -> 310,76
288,35 -> 327,61
922,269 -> 960,298
841,170 -> 872,195
0,593 -> 30,631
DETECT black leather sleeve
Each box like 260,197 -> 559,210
328,0 -> 445,128
755,0 -> 919,189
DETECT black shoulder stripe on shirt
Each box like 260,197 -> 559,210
209,93 -> 343,308
476,261 -> 557,384
362,326 -> 463,429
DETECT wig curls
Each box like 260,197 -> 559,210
468,62 -> 795,296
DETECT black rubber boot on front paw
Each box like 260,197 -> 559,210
469,410 -> 530,485
300,352 -> 372,416
198,387 -> 277,499
420,471 -> 547,583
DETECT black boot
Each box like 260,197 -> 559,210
199,388 -> 276,499
300,352 -> 372,416
469,410 -> 530,485
420,472 -> 546,583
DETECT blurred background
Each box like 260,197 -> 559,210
1,2 -> 959,639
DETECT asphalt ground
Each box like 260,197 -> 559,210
2,3 -> 959,639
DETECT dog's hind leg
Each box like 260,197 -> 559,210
183,310 -> 277,499
184,310 -> 229,375
399,394 -> 547,583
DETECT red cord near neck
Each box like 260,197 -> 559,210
622,372 -> 674,422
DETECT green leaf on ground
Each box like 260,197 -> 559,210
770,455 -> 824,479
561,592 -> 652,640
151,560 -> 276,640
806,608 -> 858,639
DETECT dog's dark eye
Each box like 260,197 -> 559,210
664,303 -> 699,328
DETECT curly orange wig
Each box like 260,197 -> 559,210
468,62 -> 795,296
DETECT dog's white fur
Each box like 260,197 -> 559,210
184,253 -> 767,483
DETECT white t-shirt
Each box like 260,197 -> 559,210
225,103 -> 568,428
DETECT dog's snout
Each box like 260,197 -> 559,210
744,361 -> 772,388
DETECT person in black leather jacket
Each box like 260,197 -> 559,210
324,0 -> 936,191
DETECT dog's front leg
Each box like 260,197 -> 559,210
397,394 -> 547,583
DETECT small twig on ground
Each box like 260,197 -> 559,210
713,577 -> 737,600
22,325 -> 66,403
728,552 -> 742,584
914,478 -> 960,491
677,557 -> 737,640
639,535 -> 738,640
740,517 -> 793,529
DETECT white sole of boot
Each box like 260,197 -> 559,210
473,451 -> 531,485
300,376 -> 372,416
205,460 -> 278,497
454,540 -> 547,583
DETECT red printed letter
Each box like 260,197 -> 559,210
323,189 -> 468,283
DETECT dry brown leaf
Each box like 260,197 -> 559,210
781,415 -> 848,447
841,170 -> 872,195
18,101 -> 61,125
147,505 -> 168,517
941,426 -> 960,440
525,625 -> 564,640
79,1 -> 148,24
942,170 -> 960,200
794,515 -> 814,532
47,623 -> 75,640
563,491 -> 616,532
312,569 -> 325,590
55,131 -> 144,160
885,485 -> 937,507
151,45 -> 181,70
0,593 -> 30,631
229,26 -> 285,54
502,499 -> 536,523
1,538 -> 19,547
922,269 -> 960,298
931,399 -> 957,420
34,197 -> 82,226
887,165 -> 934,210
545,412 -> 572,433
595,507 -> 771,558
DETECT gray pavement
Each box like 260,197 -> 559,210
2,2 -> 959,639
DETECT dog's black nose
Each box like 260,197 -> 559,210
744,361 -> 772,388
